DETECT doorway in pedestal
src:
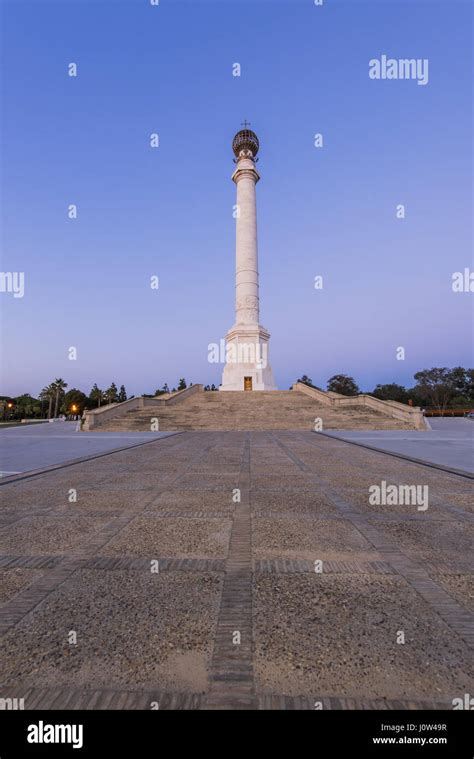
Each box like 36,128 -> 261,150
244,377 -> 252,391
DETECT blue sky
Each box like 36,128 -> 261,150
1,0 -> 472,396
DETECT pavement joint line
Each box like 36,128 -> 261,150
0,433 -> 220,637
269,432 -> 474,650
315,430 -> 474,480
0,431 -> 184,486
204,431 -> 256,710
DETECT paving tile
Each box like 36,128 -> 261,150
0,429 -> 472,710
101,517 -> 231,559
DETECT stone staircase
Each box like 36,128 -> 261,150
95,390 -> 413,432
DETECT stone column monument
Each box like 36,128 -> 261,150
220,125 -> 277,391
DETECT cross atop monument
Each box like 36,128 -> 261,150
241,119 -> 251,128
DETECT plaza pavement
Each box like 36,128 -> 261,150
324,418 -> 474,476
0,422 -> 175,477
2,418 -> 472,480
0,431 -> 472,709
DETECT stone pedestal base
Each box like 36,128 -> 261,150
220,324 -> 277,391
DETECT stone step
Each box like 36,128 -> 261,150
96,390 -> 412,432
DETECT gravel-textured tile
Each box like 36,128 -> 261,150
49,489 -> 156,514
253,517 -> 376,561
0,569 -> 222,691
0,516 -> 109,555
148,489 -> 235,513
251,491 -> 338,515
254,574 -> 473,699
102,517 -> 231,558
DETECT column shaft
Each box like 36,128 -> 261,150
234,163 -> 260,325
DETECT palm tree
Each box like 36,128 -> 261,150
40,384 -> 56,419
89,384 -> 103,409
53,378 -> 68,418
40,386 -> 49,418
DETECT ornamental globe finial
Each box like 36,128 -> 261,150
232,122 -> 259,160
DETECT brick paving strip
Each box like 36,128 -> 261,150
204,432 -> 256,709
0,433 -> 223,639
0,684 -> 449,711
0,510 -> 233,521
271,432 -> 474,650
2,553 -> 463,578
0,685 -> 203,710
256,694 -> 451,710
254,508 -> 467,524
0,555 -> 225,572
0,555 -> 63,569
254,559 -> 396,575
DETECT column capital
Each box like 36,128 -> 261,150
232,158 -> 260,185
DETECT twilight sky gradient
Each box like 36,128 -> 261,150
1,0 -> 472,397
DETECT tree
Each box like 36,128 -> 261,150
297,375 -> 314,387
413,368 -> 453,412
177,378 -> 187,391
449,366 -> 468,396
11,394 -> 40,419
372,383 -> 409,404
447,367 -> 474,402
118,385 -> 127,403
327,374 -> 359,396
406,384 -> 430,408
89,384 -> 104,409
466,369 -> 474,402
104,383 -> 118,405
0,397 -> 15,420
154,383 -> 170,396
62,389 -> 87,416
52,378 -> 68,418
